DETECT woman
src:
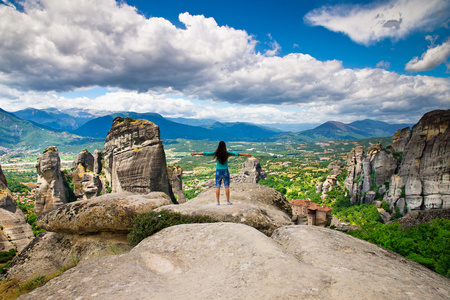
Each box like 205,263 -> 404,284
191,141 -> 251,205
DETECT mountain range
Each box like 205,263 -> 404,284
1,107 -> 413,153
0,108 -> 100,153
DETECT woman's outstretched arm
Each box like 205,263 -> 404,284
239,153 -> 252,157
190,152 -> 203,156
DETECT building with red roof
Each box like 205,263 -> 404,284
289,199 -> 331,227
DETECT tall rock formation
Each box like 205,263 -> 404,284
167,165 -> 186,203
34,146 -> 68,216
0,164 -> 34,252
232,157 -> 267,183
93,149 -> 103,174
345,143 -> 397,204
71,150 -> 103,200
396,110 -> 450,211
104,117 -> 176,202
344,110 -> 449,215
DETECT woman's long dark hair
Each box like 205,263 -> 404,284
214,141 -> 230,165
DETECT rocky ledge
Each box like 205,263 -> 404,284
19,223 -> 450,300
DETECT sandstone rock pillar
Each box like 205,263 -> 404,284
34,146 -> 68,216
104,117 -> 176,203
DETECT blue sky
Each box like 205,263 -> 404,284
0,0 -> 449,125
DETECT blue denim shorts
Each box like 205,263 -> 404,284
215,169 -> 230,187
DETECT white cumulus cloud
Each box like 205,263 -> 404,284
0,0 -> 448,124
405,38 -> 450,72
304,0 -> 450,45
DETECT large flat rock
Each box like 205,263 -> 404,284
272,225 -> 450,300
19,223 -> 330,299
36,192 -> 172,234
19,223 -> 450,300
186,182 -> 292,216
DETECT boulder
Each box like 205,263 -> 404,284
36,192 -> 172,234
0,164 -> 34,252
34,146 -> 68,216
231,157 -> 267,183
19,224 -> 450,300
103,117 -> 176,202
2,231 -> 133,283
378,208 -> 391,223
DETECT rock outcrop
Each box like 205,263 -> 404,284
328,160 -> 344,176
345,143 -> 397,204
103,117 -> 176,203
36,192 -> 172,234
343,109 -> 449,217
34,146 -> 68,216
3,231 -> 133,283
167,165 -> 186,203
316,175 -> 339,199
71,150 -> 94,171
19,224 -> 450,300
0,164 -> 34,252
71,150 -> 103,200
387,208 -> 450,228
158,183 -> 292,235
93,149 -> 103,174
391,127 -> 411,152
2,192 -> 171,283
396,110 -> 450,212
231,157 -> 267,183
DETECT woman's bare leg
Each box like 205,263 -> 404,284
225,187 -> 230,203
216,187 -> 220,204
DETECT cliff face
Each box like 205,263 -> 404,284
344,143 -> 397,204
397,109 -> 450,211
104,117 -> 175,202
345,110 -> 449,214
34,146 -> 68,216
